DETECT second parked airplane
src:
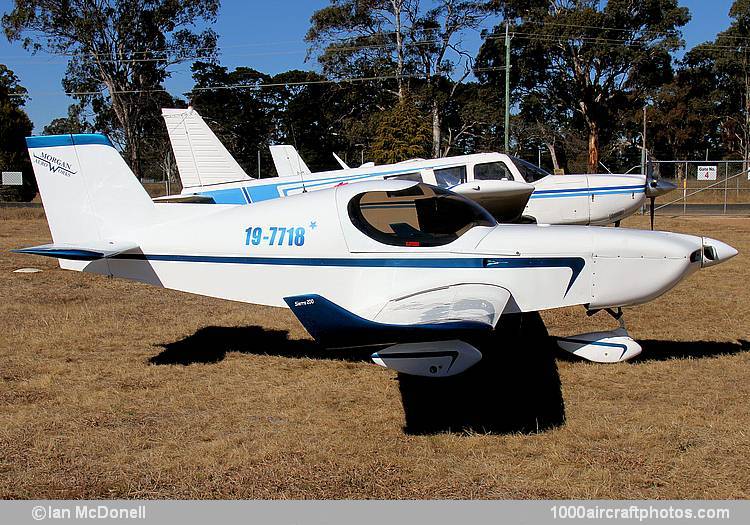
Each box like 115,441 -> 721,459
161,108 -> 675,226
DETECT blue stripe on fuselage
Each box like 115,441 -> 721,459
533,184 -> 643,194
112,254 -> 585,295
530,188 -> 645,199
196,165 -> 444,203
198,180 -> 645,204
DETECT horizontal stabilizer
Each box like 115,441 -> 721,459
332,152 -> 350,170
450,180 -> 534,222
153,194 -> 215,204
13,241 -> 138,261
284,294 -> 490,348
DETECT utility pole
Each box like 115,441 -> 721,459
504,21 -> 511,153
641,105 -> 647,175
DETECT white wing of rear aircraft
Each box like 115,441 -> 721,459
161,108 -> 250,189
269,145 -> 311,177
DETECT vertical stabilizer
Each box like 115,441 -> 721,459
26,134 -> 155,245
162,108 -> 250,189
269,145 -> 311,178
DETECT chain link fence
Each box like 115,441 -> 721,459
649,160 -> 750,214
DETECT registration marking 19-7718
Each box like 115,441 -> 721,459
244,226 -> 306,247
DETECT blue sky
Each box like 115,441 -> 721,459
0,0 -> 736,131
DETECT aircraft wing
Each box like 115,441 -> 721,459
285,285 -> 511,377
450,180 -> 534,222
284,284 -> 510,349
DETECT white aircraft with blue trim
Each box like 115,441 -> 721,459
16,133 -> 736,376
161,108 -> 675,227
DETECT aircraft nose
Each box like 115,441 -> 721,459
646,178 -> 677,198
701,237 -> 739,268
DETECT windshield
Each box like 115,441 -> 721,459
474,161 -> 512,181
348,183 -> 496,247
510,156 -> 551,183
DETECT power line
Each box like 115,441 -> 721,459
61,72 -> 427,97
5,27 -> 445,62
3,38 -> 444,66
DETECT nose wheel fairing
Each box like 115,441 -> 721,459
557,307 -> 642,363
557,329 -> 642,363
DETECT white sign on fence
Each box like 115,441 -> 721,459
1,171 -> 23,186
697,165 -> 717,181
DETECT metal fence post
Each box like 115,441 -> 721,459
724,162 -> 728,214
737,161 -> 740,200
684,161 -> 688,215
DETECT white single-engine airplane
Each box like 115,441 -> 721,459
161,108 -> 675,226
16,134 -> 736,376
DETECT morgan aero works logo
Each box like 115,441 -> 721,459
33,151 -> 77,177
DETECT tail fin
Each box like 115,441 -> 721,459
162,107 -> 250,189
269,145 -> 311,178
26,134 -> 155,246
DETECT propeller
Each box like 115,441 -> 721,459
644,165 -> 677,230
649,195 -> 656,230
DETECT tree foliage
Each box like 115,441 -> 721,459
307,0 -> 492,157
370,95 -> 431,163
43,104 -> 93,135
679,0 -> 750,162
7,1 -> 750,184
0,64 -> 34,201
3,0 -> 220,178
477,0 -> 690,172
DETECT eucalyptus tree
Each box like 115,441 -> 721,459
477,0 -> 689,172
0,64 -> 34,200
306,0 -> 493,157
3,0 -> 220,178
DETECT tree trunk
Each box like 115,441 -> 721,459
587,121 -> 599,174
546,142 -> 559,170
432,100 -> 441,158
128,137 -> 141,180
744,52 -> 749,179
392,0 -> 404,102
107,89 -> 142,180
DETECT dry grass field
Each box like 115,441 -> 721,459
0,208 -> 748,499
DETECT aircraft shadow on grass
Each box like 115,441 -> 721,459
553,338 -> 750,364
150,321 -> 748,436
150,312 -> 566,436
633,339 -> 750,362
